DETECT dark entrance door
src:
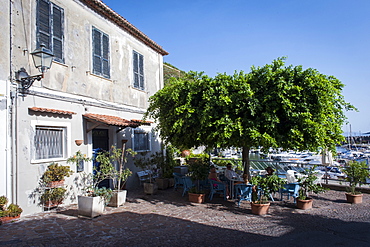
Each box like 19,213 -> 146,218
92,129 -> 111,189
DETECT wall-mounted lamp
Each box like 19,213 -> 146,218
16,44 -> 54,93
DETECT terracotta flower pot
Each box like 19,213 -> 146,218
251,202 -> 270,215
296,198 -> 313,210
188,193 -> 205,203
47,180 -> 65,188
0,215 -> 20,224
346,193 -> 363,204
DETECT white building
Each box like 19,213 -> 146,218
0,0 -> 168,215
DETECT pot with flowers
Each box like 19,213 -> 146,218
342,160 -> 370,204
296,166 -> 328,209
95,145 -> 135,207
40,187 -> 67,208
250,174 -> 285,215
0,196 -> 22,224
41,162 -> 74,188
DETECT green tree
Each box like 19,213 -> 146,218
146,58 -> 354,178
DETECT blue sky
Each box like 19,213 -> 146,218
103,0 -> 370,136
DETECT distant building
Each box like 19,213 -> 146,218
1,0 -> 168,215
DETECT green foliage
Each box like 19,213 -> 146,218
297,166 -> 328,200
95,146 -> 135,190
342,161 -> 370,194
250,175 -> 284,203
0,196 -> 8,205
0,203 -> 23,217
41,163 -> 73,183
187,156 -> 210,193
145,58 -> 354,175
67,150 -> 91,171
91,187 -> 113,206
40,188 -> 66,204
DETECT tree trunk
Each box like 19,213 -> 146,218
242,146 -> 250,180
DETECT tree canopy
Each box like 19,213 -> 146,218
146,58 -> 354,175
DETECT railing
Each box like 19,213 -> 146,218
211,157 -> 370,186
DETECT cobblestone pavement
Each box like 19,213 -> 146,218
1,188 -> 370,247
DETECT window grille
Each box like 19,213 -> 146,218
133,51 -> 144,90
35,126 -> 66,160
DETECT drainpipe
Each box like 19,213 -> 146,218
9,0 -> 18,204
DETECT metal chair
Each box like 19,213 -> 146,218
173,172 -> 184,191
235,184 -> 253,206
182,176 -> 194,197
280,183 -> 300,202
209,179 -> 227,201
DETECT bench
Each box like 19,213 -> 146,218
137,170 -> 158,185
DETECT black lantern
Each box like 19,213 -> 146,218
16,44 -> 54,93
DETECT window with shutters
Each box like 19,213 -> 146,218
92,27 -> 110,78
132,128 -> 151,152
34,126 -> 67,160
36,0 -> 64,63
133,51 -> 144,90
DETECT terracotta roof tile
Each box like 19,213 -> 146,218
83,113 -> 141,128
131,119 -> 153,125
80,0 -> 168,56
29,107 -> 76,115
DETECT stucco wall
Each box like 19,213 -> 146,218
8,0 -> 165,215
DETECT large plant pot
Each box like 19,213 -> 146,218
251,202 -> 270,215
168,178 -> 175,188
78,195 -> 105,218
156,178 -> 169,190
144,182 -> 158,195
108,190 -> 127,207
296,198 -> 313,210
188,193 -> 205,203
346,193 -> 363,204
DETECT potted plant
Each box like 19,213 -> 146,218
95,145 -> 135,207
134,152 -> 159,195
250,175 -> 285,215
77,157 -> 118,218
40,187 -> 67,208
186,155 -> 210,203
0,195 -> 8,211
342,160 -> 370,204
0,196 -> 22,224
67,150 -> 91,172
41,162 -> 73,188
296,166 -> 328,209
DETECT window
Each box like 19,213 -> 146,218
133,51 -> 144,90
92,27 -> 110,78
34,126 -> 66,160
132,128 -> 151,152
36,0 -> 64,63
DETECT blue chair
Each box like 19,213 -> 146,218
182,176 -> 194,197
280,183 -> 300,202
235,184 -> 253,206
209,179 -> 227,201
173,173 -> 184,191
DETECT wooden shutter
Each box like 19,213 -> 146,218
102,34 -> 110,78
92,28 -> 102,75
133,51 -> 139,88
37,0 -> 51,49
52,5 -> 63,62
138,54 -> 144,90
